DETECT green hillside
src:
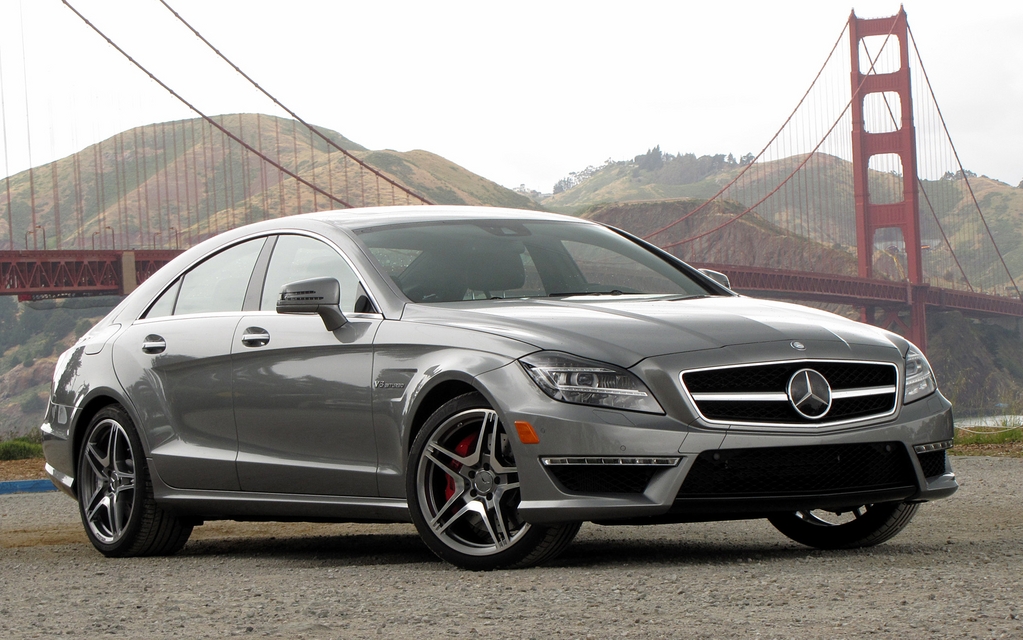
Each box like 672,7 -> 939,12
545,147 -> 1023,292
0,114 -> 536,251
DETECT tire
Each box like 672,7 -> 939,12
407,392 -> 580,570
76,405 -> 193,557
768,502 -> 919,550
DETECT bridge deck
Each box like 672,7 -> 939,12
2,251 -> 1020,319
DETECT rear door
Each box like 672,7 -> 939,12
112,237 -> 267,491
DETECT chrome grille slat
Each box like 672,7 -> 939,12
680,360 -> 900,427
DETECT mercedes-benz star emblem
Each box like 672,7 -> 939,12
787,368 -> 832,419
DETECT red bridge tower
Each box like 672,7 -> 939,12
849,8 -> 928,351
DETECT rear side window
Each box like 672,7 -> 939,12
172,239 -> 264,315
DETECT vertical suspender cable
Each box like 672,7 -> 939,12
156,0 -> 431,206
309,125 -> 318,212
181,121 -> 193,246
19,3 -> 39,249
73,145 -> 83,248
62,0 -> 353,214
0,40 -> 14,250
273,116 -> 284,217
49,162 -> 60,248
255,113 -> 268,220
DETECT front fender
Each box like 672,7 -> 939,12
371,319 -> 535,497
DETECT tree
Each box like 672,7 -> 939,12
634,146 -> 664,172
0,297 -> 21,352
739,153 -> 755,166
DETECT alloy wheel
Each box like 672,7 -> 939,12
79,418 -> 137,544
415,407 -> 529,556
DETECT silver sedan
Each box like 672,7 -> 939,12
41,206 -> 957,569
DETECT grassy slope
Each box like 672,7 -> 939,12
0,114 -> 538,250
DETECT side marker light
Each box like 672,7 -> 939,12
514,421 -> 540,444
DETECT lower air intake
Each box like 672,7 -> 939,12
677,442 -> 916,498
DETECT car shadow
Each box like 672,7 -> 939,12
553,536 -> 942,569
180,531 -> 438,566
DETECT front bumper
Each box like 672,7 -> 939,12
476,362 -> 957,525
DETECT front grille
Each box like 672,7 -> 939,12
676,442 -> 916,498
547,466 -> 658,494
681,360 -> 899,426
917,450 -> 947,478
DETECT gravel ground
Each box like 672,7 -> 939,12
1,456 -> 1021,639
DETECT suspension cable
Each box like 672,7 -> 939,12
660,19 -> 899,251
643,21 -> 850,240
156,0 -> 432,206
908,25 -> 1021,301
62,0 -> 354,210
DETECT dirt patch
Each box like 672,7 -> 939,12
952,442 -> 1023,457
0,457 -> 48,481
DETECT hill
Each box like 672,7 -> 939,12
0,114 -> 538,251
580,198 -> 857,274
545,148 -> 1023,292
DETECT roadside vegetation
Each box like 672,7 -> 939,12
0,433 -> 43,460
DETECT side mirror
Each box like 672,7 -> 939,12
276,277 -> 347,331
699,268 -> 731,290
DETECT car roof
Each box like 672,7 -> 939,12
300,205 -> 593,232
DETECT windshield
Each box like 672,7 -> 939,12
356,220 -> 715,303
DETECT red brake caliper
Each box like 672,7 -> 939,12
444,432 -> 478,501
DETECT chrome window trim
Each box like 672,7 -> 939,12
678,359 -> 901,429
136,228 -> 385,322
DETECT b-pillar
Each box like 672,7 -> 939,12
849,8 -> 928,352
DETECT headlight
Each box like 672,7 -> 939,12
904,344 -> 937,403
520,352 -> 663,414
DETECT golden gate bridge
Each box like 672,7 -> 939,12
1,4 -> 1021,354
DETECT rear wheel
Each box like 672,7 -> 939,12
407,392 -> 579,570
768,502 -> 918,549
77,405 -> 192,557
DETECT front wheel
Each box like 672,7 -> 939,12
76,405 -> 193,557
768,502 -> 919,550
407,392 -> 579,570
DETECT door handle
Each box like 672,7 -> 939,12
241,327 -> 270,347
142,335 -> 166,354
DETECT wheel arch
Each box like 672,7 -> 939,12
71,391 -> 143,494
405,378 -> 480,458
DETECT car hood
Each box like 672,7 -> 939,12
401,295 -> 901,367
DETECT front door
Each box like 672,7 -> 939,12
231,233 -> 381,496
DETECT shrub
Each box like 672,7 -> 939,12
75,318 -> 93,339
20,393 -> 47,415
0,438 -> 44,460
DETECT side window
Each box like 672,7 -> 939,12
144,279 -> 180,319
260,235 -> 364,314
173,239 -> 265,315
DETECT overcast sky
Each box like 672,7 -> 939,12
0,0 -> 1020,193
